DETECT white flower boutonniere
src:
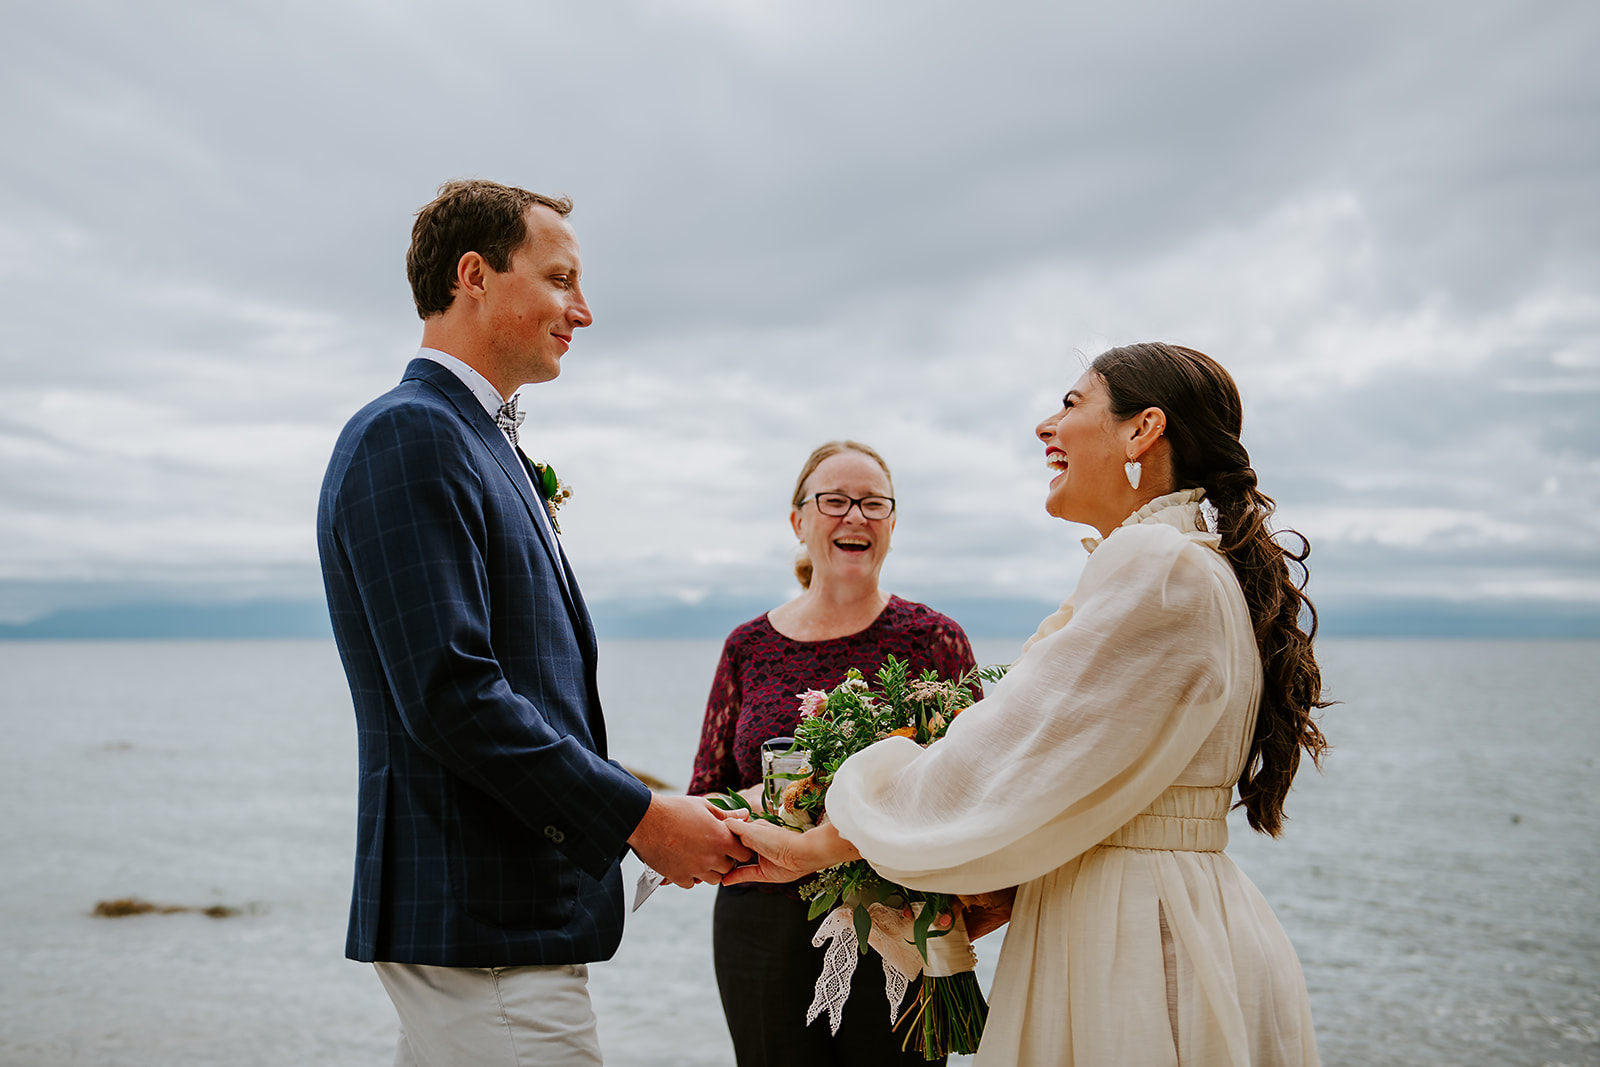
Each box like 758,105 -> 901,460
519,446 -> 572,533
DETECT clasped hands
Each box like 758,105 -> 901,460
624,791 -> 857,890
628,794 -> 1013,939
626,794 -> 754,888
720,817 -> 1014,939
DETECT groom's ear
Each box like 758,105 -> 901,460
454,251 -> 490,305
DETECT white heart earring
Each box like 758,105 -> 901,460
1124,461 -> 1142,490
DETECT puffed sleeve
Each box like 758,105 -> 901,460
688,633 -> 745,795
826,525 -> 1251,894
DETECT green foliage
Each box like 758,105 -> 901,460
912,891 -> 957,961
852,904 -> 872,955
797,859 -> 883,920
792,657 -> 1003,795
705,790 -> 786,826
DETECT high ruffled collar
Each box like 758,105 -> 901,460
1080,488 -> 1220,554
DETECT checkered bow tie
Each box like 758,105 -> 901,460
494,396 -> 525,446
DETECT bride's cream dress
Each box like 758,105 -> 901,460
827,491 -> 1319,1066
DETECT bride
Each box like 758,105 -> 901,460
726,342 -> 1328,1065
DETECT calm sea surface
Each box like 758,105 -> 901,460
0,638 -> 1596,1066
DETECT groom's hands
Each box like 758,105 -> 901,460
627,794 -> 754,888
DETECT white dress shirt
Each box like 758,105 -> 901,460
417,349 -> 570,589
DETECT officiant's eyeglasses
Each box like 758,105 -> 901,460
804,493 -> 896,520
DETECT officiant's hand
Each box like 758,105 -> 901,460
722,818 -> 861,885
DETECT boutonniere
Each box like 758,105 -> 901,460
521,448 -> 572,533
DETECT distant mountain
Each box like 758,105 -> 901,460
0,594 -> 1595,640
1312,597 -> 1600,639
0,600 -> 334,640
584,596 -> 1065,639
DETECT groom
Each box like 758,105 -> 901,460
317,179 -> 749,1065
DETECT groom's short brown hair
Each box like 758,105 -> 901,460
407,179 -> 573,319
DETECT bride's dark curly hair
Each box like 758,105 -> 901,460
1093,342 -> 1330,836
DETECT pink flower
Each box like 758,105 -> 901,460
797,689 -> 830,718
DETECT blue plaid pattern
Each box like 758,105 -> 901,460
317,358 -> 652,966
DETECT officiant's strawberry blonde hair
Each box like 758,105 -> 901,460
407,179 -> 574,319
1092,342 -> 1331,838
790,441 -> 894,589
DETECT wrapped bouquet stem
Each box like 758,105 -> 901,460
717,656 -> 1007,1060
808,898 -> 986,1057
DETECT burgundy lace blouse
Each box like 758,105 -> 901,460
688,596 -> 978,796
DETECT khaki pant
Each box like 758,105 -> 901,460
376,961 -> 603,1066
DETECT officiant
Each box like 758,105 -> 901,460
688,440 -> 978,1066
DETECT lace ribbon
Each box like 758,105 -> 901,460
805,904 -> 977,1033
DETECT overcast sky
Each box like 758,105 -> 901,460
1,0 -> 1596,625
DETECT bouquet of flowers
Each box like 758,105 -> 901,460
716,656 -> 1008,1059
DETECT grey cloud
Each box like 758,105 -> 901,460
1,0 -> 1597,625
12,3 -> 1595,333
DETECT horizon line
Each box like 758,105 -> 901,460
0,594 -> 1597,641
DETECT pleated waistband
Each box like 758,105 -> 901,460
1099,785 -> 1231,852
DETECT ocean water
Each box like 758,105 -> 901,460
0,637 -> 1595,1066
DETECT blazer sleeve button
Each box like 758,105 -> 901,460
544,825 -> 566,844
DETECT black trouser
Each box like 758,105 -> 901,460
713,884 -> 944,1067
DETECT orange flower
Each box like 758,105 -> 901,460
782,775 -> 823,812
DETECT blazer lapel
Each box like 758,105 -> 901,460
514,449 -> 600,656
404,360 -> 594,650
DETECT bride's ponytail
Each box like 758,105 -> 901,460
1093,343 -> 1330,836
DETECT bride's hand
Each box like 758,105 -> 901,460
959,886 -> 1017,940
722,819 -> 861,886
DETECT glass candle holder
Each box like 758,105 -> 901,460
760,736 -> 810,814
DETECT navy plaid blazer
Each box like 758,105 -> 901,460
317,358 -> 652,966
